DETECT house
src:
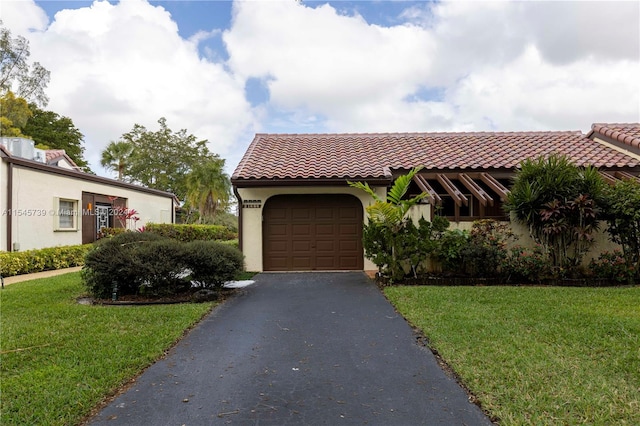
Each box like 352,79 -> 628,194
231,129 -> 640,272
0,137 -> 176,252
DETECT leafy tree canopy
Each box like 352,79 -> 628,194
0,91 -> 32,136
114,117 -> 220,201
21,104 -> 90,171
0,21 -> 50,107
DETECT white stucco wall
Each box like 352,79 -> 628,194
0,160 -> 6,250
4,165 -> 173,251
237,186 -> 386,272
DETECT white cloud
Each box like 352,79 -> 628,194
224,0 -> 639,134
3,0 -> 638,175
4,0 -> 252,175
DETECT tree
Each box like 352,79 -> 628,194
0,21 -> 50,107
185,158 -> 231,223
0,91 -> 32,136
22,105 -> 90,171
601,179 -> 640,282
349,167 -> 427,281
110,117 -> 216,200
505,154 -> 606,274
101,141 -> 133,181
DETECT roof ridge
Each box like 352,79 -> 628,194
253,130 -> 584,137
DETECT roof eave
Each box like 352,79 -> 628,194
231,176 -> 393,188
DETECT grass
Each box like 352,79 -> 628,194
0,273 -> 215,426
384,285 -> 640,425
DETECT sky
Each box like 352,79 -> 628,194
2,0 -> 639,178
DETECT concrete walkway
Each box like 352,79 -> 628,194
2,266 -> 83,286
89,272 -> 493,425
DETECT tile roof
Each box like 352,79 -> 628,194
232,131 -> 640,182
590,123 -> 640,149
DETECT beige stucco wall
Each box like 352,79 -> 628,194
4,165 -> 173,251
508,217 -> 621,265
237,186 -> 386,272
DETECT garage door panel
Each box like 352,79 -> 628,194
339,207 -> 358,219
339,240 -> 357,251
316,224 -> 335,236
267,224 -> 288,236
339,224 -> 358,235
292,240 -> 312,251
267,240 -> 288,252
340,256 -> 359,269
315,207 -> 334,220
292,256 -> 312,269
266,207 -> 288,220
263,194 -> 363,271
292,224 -> 312,236
292,208 -> 311,220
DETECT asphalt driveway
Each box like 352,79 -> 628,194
89,272 -> 492,425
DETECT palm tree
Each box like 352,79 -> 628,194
185,158 -> 231,223
349,167 -> 427,281
100,141 -> 133,181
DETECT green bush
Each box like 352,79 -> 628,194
182,240 -> 244,288
501,245 -> 550,284
435,229 -> 470,273
136,239 -> 191,296
461,220 -> 516,278
145,223 -> 237,242
589,250 -> 637,284
82,232 -> 169,298
0,244 -> 92,277
82,231 -> 245,299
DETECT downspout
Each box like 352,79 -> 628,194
6,162 -> 13,252
233,186 -> 243,252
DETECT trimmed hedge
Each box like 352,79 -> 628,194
0,245 -> 92,277
145,223 -> 237,242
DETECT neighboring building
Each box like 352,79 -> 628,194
232,130 -> 640,272
0,137 -> 176,252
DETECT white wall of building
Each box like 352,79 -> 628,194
2,164 -> 174,251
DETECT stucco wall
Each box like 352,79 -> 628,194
0,160 -> 6,251
237,186 -> 386,272
4,165 -> 173,251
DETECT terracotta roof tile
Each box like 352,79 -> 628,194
232,131 -> 640,182
591,123 -> 640,149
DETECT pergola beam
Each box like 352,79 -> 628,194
479,173 -> 510,201
413,175 -> 442,205
436,174 -> 468,207
458,173 -> 493,207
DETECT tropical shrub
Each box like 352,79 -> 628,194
349,167 -> 427,282
436,229 -> 470,273
601,180 -> 640,281
461,220 -> 516,277
501,245 -> 550,284
505,154 -> 606,273
589,250 -> 637,284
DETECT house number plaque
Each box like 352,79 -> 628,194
242,199 -> 262,209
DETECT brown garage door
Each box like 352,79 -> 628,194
263,194 -> 364,271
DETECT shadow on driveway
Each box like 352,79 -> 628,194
89,272 -> 493,425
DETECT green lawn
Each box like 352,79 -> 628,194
385,285 -> 640,425
0,273 -> 215,426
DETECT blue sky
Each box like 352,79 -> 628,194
4,0 -> 639,176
